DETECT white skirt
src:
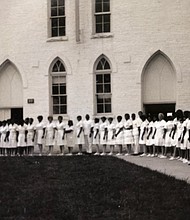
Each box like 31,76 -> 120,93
36,130 -> 44,145
9,132 -> 17,148
107,131 -> 115,145
27,132 -> 34,146
56,130 -> 66,146
164,131 -> 172,147
115,132 -> 123,145
45,130 -> 55,146
18,133 -> 26,147
99,131 -> 107,145
123,130 -> 133,145
75,132 -> 85,145
92,133 -> 100,145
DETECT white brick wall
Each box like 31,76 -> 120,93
0,0 -> 190,122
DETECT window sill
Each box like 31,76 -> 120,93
91,33 -> 114,39
47,36 -> 68,42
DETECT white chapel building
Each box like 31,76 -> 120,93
0,0 -> 190,122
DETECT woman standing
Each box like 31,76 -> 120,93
36,115 -> 46,156
16,119 -> 27,156
115,116 -> 124,156
93,118 -> 100,155
75,115 -> 85,155
56,116 -> 66,155
99,117 -> 108,156
139,115 -> 148,156
8,119 -> 18,156
45,116 -> 56,156
123,113 -> 133,156
107,117 -> 116,155
26,118 -> 36,156
65,120 -> 75,156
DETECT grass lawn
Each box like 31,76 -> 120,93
0,156 -> 190,220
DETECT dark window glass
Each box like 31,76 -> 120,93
96,75 -> 103,83
105,104 -> 111,113
60,106 -> 67,114
51,0 -> 57,7
60,84 -> 66,94
60,96 -> 67,104
52,18 -> 58,28
97,104 -> 104,113
52,85 -> 59,94
53,96 -> 59,104
104,74 -> 110,83
58,7 -> 65,16
96,85 -> 103,93
104,23 -> 110,33
51,7 -> 57,16
103,2 -> 110,12
104,84 -> 111,93
53,106 -> 59,114
52,28 -> 58,37
58,0 -> 65,6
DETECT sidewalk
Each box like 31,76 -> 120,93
117,155 -> 190,184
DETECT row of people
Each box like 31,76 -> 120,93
0,110 -> 190,166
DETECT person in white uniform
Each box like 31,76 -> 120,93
146,116 -> 154,157
56,116 -> 66,156
107,117 -> 116,155
36,115 -> 46,156
139,115 -> 148,156
75,115 -> 85,155
93,118 -> 100,155
7,119 -> 18,156
115,116 -> 124,156
1,120 -> 9,156
65,120 -> 75,155
99,117 -> 108,156
45,116 -> 56,156
16,120 -> 27,156
26,118 -> 36,156
131,113 -> 140,155
123,113 -> 133,156
83,114 -> 93,154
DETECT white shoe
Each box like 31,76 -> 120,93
140,153 -> 146,157
67,153 -> 72,156
147,154 -> 151,157
188,161 -> 190,165
39,154 -> 42,156
77,153 -> 82,155
178,157 -> 183,161
125,153 -> 129,156
183,159 -> 188,164
169,157 -> 174,161
150,154 -> 155,157
101,153 -> 106,156
94,152 -> 100,156
48,153 -> 52,156
160,155 -> 167,159
108,152 -> 113,156
116,153 -> 122,156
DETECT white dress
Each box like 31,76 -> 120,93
139,121 -> 148,145
132,119 -> 139,143
83,119 -> 93,144
107,122 -> 115,145
146,121 -> 154,146
8,124 -> 18,148
56,122 -> 66,146
92,123 -> 100,145
123,119 -> 133,145
154,120 -> 166,146
99,122 -> 108,145
175,121 -> 183,148
164,120 -> 173,147
115,122 -> 124,145
17,125 -> 26,147
65,125 -> 75,147
27,124 -> 36,146
45,122 -> 56,146
36,122 -> 46,145
181,119 -> 189,150
75,121 -> 85,145
1,125 -> 8,148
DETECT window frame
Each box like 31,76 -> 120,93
50,59 -> 67,115
94,57 -> 112,115
49,0 -> 66,39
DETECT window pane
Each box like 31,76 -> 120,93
95,3 -> 102,12
60,106 -> 67,114
52,18 -> 58,28
51,0 -> 57,7
103,2 -> 110,12
105,104 -> 111,113
96,85 -> 103,93
58,0 -> 65,6
105,98 -> 111,103
59,17 -> 65,26
96,75 -> 103,83
58,7 -> 65,16
52,28 -> 58,37
60,96 -> 67,104
52,85 -> 59,94
96,15 -> 103,24
59,63 -> 65,72
53,96 -> 59,104
51,7 -> 57,16
60,84 -> 66,94
59,27 -> 65,36
104,84 -> 111,93
97,104 -> 104,113
97,96 -> 104,104
104,14 -> 110,23
96,24 -> 102,33
104,60 -> 110,69
104,74 -> 110,83
104,23 -> 110,32
53,106 -> 59,114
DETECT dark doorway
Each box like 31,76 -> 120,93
11,108 -> 23,124
144,103 -> 176,118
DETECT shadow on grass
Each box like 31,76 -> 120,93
0,156 -> 190,220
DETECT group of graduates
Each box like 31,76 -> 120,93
0,109 -> 190,166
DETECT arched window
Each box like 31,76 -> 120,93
50,59 -> 67,114
95,56 -> 112,113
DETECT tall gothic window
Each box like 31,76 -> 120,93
95,56 -> 112,113
50,0 -> 66,37
95,0 -> 111,33
51,59 -> 67,114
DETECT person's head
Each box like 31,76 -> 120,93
147,115 -> 152,122
175,109 -> 183,120
101,116 -> 106,122
77,115 -> 82,121
117,115 -> 122,122
108,117 -> 113,124
138,111 -> 143,118
184,111 -> 189,120
29,118 -> 34,124
158,113 -> 164,121
141,114 -> 147,122
19,119 -> 24,126
153,116 -> 157,122
131,113 -> 136,120
94,118 -> 99,123
24,117 -> 29,125
37,115 -> 43,122
124,113 -> 130,120
85,114 -> 90,120
58,116 -> 63,123
2,120 -> 6,126
68,120 -> 73,126
48,116 -> 53,123
7,119 -> 11,125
